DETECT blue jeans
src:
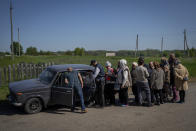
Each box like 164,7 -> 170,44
73,86 -> 86,110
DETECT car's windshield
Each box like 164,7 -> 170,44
39,69 -> 56,84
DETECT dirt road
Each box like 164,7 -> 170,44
0,83 -> 196,131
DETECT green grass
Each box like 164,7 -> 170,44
0,85 -> 9,101
0,55 -> 196,101
0,55 -> 161,68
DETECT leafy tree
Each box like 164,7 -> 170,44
74,47 -> 85,56
5,52 -> 10,55
10,41 -> 23,56
74,48 -> 80,56
80,48 -> 85,56
26,46 -> 38,56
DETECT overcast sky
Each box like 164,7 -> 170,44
0,0 -> 196,52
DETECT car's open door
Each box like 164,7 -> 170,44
51,72 -> 73,106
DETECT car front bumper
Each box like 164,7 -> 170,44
7,95 -> 23,107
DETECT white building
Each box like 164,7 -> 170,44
106,52 -> 116,57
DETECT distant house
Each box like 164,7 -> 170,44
106,52 -> 116,57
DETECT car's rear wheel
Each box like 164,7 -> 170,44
24,98 -> 42,114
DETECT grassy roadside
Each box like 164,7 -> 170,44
1,55 -> 195,73
0,85 -> 9,101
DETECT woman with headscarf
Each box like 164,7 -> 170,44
174,61 -> 189,103
116,59 -> 132,107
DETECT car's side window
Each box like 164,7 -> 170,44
53,72 -> 69,87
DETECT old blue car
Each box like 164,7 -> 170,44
8,64 -> 96,114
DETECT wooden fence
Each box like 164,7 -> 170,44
0,62 -> 54,87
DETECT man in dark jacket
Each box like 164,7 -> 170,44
90,60 -> 105,107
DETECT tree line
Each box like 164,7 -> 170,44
1,42 -> 196,57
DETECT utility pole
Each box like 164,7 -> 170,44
135,34 -> 138,57
184,29 -> 190,57
161,37 -> 163,56
10,0 -> 14,60
18,28 -> 20,56
184,29 -> 186,53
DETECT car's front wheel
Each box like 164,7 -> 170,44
24,98 -> 42,114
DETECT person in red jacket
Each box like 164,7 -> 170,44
105,61 -> 116,105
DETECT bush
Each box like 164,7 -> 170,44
26,46 -> 38,56
10,41 -> 23,56
74,47 -> 85,56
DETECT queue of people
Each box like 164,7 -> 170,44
105,54 -> 189,107
68,53 -> 189,113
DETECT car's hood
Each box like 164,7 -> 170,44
9,79 -> 47,93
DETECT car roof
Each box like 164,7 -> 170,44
47,64 -> 95,72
